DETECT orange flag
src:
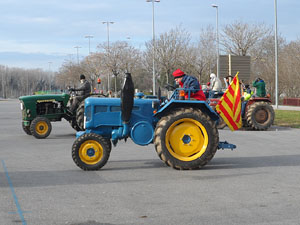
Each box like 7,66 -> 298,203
216,72 -> 242,131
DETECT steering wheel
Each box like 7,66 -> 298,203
164,83 -> 176,91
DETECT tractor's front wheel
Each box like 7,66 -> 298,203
154,108 -> 219,170
246,102 -> 275,130
22,122 -> 32,135
30,117 -> 52,139
72,133 -> 111,170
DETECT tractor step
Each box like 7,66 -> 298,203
218,141 -> 236,150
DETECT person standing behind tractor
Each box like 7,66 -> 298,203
224,75 -> 233,88
210,73 -> 222,92
243,84 -> 253,100
69,74 -> 91,112
172,69 -> 206,101
241,84 -> 254,115
209,73 -> 222,98
252,78 -> 266,97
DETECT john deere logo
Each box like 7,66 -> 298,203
37,99 -> 55,103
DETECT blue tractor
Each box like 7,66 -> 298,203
72,73 -> 236,170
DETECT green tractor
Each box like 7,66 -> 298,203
19,91 -> 105,139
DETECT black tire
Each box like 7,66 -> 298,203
30,117 -> 52,139
69,119 -> 81,131
217,117 -> 227,129
246,101 -> 275,130
76,101 -> 85,131
154,108 -> 219,170
72,133 -> 111,170
22,122 -> 32,135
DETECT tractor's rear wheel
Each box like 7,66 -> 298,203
76,101 -> 85,131
69,119 -> 81,131
72,133 -> 111,170
22,122 -> 32,135
30,117 -> 52,139
154,108 -> 219,170
246,102 -> 275,130
217,117 -> 227,129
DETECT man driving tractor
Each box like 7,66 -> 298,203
172,69 -> 206,101
69,74 -> 91,112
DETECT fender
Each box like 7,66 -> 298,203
154,99 -> 219,121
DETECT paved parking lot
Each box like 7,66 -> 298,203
1,99 -> 300,225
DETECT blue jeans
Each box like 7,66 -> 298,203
241,101 -> 248,116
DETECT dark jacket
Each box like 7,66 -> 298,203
252,79 -> 266,97
179,75 -> 206,101
74,80 -> 91,97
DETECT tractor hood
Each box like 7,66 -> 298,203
19,93 -> 70,106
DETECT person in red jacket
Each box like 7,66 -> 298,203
172,69 -> 206,101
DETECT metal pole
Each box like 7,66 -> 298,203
48,62 -> 52,71
115,75 -> 117,97
274,0 -> 279,108
152,0 -> 156,95
1,72 -> 4,98
212,4 -> 219,78
85,35 -> 94,54
107,22 -> 110,91
147,0 -> 160,95
102,21 -> 114,91
27,73 -> 29,95
48,62 -> 52,91
74,46 -> 81,64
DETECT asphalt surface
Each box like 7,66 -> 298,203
1,99 -> 300,225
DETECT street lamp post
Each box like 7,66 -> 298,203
274,0 -> 278,108
48,61 -> 52,71
102,21 -> 114,91
85,35 -> 94,55
74,46 -> 81,65
146,0 -> 160,95
1,72 -> 4,98
48,62 -> 52,91
212,4 -> 220,79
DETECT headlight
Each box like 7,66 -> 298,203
20,102 -> 24,110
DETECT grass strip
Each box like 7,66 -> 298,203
274,110 -> 300,128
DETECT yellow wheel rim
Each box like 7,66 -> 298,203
165,118 -> 208,161
35,121 -> 49,136
79,140 -> 103,165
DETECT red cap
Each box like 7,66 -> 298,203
172,69 -> 185,78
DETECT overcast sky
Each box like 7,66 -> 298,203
0,0 -> 299,71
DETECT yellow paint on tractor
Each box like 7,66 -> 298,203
35,121 -> 49,136
165,118 -> 208,161
79,140 -> 103,165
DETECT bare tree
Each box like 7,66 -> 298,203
221,21 -> 271,56
145,26 -> 191,86
192,25 -> 217,83
278,39 -> 300,97
55,59 -> 85,90
96,41 -> 143,93
249,33 -> 286,100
